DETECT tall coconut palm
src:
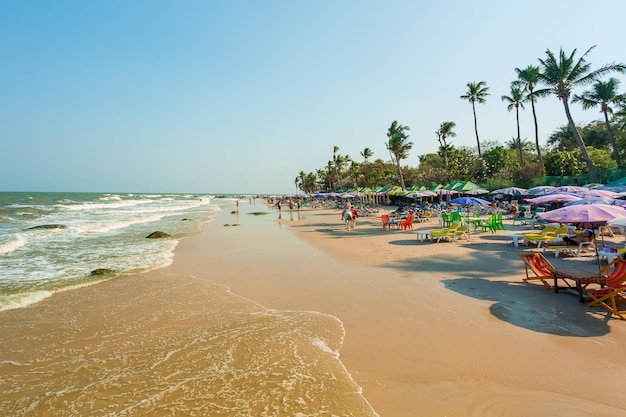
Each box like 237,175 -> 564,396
435,121 -> 456,172
537,46 -> 626,182
298,171 -> 306,194
386,120 -> 413,190
573,77 -> 626,169
360,147 -> 374,163
501,81 -> 527,166
460,81 -> 490,157
515,65 -> 550,174
332,145 -> 340,188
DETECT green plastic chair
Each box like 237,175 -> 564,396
441,212 -> 451,227
480,214 -> 497,233
495,212 -> 505,230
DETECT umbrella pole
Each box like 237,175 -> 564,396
594,225 -> 601,272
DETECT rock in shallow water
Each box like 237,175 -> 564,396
146,231 -> 170,239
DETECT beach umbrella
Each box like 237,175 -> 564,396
526,194 -> 582,205
490,187 -> 528,196
607,216 -> 626,243
465,188 -> 489,195
564,197 -> 626,207
554,185 -> 587,193
607,216 -> 626,228
526,186 -> 558,196
448,197 -> 490,206
536,203 -> 626,224
581,189 -> 621,199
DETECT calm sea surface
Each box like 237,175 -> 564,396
0,192 -> 377,416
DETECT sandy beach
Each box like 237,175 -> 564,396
3,202 -> 626,416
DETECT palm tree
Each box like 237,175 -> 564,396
515,65 -> 550,174
332,145 -> 340,188
573,78 -> 626,169
298,171 -> 306,194
537,46 -> 626,182
460,81 -> 490,157
435,121 -> 456,172
360,147 -> 374,163
386,120 -> 413,190
501,81 -> 527,166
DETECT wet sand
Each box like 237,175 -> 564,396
3,203 -> 626,416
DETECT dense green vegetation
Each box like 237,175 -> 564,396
295,47 -> 626,194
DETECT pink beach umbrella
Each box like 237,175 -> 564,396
581,189 -> 621,199
525,194 -> 582,205
536,203 -> 626,225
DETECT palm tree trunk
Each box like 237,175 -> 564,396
472,102 -> 482,157
603,109 -> 622,169
530,98 -> 544,174
562,100 -> 598,182
516,106 -> 523,166
396,159 -> 406,190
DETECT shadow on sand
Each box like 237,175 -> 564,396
441,277 -> 611,337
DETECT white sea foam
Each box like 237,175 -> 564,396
0,234 -> 25,254
0,290 -> 53,312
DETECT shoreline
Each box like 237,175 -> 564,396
3,201 -> 626,416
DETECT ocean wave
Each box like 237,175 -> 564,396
0,235 -> 25,255
54,199 -> 152,211
0,289 -> 53,312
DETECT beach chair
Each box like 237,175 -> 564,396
440,212 -> 451,227
399,215 -> 414,230
495,212 -> 505,230
382,214 -> 398,230
430,222 -> 460,243
585,259 -> 626,320
453,225 -> 470,241
542,233 -> 595,257
523,226 -> 560,247
480,214 -> 497,233
518,253 -> 559,290
382,214 -> 390,229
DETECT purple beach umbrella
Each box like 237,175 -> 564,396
526,194 -> 582,205
564,197 -> 626,207
536,203 -> 626,225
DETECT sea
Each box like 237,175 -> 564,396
0,192 -> 221,312
0,192 -> 378,417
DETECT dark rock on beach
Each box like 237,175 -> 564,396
90,268 -> 115,276
146,231 -> 171,239
27,224 -> 67,230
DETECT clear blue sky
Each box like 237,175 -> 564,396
2,0 -> 625,194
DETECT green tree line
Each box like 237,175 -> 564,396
295,47 -> 626,194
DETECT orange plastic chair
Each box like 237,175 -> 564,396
399,215 -> 414,230
381,214 -> 390,229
